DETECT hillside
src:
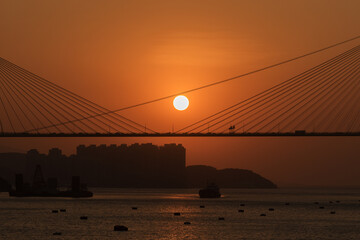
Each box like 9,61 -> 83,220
186,165 -> 277,188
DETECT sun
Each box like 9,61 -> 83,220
173,95 -> 189,111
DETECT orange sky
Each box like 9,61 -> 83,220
0,0 -> 359,187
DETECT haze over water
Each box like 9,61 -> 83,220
1,188 -> 359,239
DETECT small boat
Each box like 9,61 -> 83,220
199,182 -> 221,198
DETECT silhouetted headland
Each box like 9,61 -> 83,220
187,165 -> 277,188
0,144 -> 276,189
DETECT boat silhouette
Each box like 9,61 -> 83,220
199,182 -> 221,198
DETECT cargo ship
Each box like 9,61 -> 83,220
9,165 -> 93,198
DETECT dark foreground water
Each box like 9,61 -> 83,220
0,188 -> 359,239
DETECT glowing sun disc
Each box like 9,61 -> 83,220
173,95 -> 189,111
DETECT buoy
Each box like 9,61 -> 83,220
60,209 -> 66,212
238,209 -> 244,212
53,232 -> 61,235
240,204 -> 245,206
260,213 -> 266,216
330,211 -> 336,214
268,208 -> 274,211
329,201 -> 333,204
184,221 -> 191,225
80,216 -> 88,220
114,225 -> 128,231
285,203 -> 290,205
52,210 -> 58,213
319,206 -> 325,209
200,205 -> 205,208
174,212 -> 181,216
218,217 -> 225,220
314,202 -> 319,204
336,200 -> 340,203
132,207 -> 138,210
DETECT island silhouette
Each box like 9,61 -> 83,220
0,144 -> 276,189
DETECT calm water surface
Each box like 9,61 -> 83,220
0,188 -> 359,239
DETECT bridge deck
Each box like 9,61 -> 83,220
0,132 -> 359,137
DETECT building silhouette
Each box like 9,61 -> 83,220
0,143 -> 276,189
18,143 -> 186,188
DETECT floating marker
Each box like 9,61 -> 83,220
218,217 -> 225,220
114,225 -> 128,231
60,209 -> 66,212
174,212 -> 181,216
184,221 -> 191,225
240,204 -> 245,206
80,216 -> 88,220
200,205 -> 205,208
260,213 -> 266,216
132,207 -> 138,210
330,211 -> 336,214
53,232 -> 61,235
52,210 -> 58,213
269,208 -> 274,211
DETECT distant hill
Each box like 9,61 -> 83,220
186,165 -> 277,188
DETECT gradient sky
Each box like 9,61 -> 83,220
0,0 -> 359,186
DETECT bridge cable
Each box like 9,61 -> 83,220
340,76 -> 360,132
3,59 -> 142,133
310,63 -> 360,131
213,48 -> 360,133
24,73 -> 140,133
177,45 -> 360,133
253,53 -> 360,132
1,62 -> 101,133
0,82 -> 15,132
187,45 -> 360,133
0,76 -> 26,131
0,72 -> 38,132
0,63 -> 62,133
299,64 -> 360,131
323,70 -> 360,131
1,57 -> 154,133
0,61 -> 48,133
2,63 -> 88,133
276,57 -> 360,132
302,67 -> 360,132
17,35 -> 360,133
229,55 -> 357,133
348,103 -> 360,132
0,63 -> 78,134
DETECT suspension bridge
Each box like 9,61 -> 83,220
0,37 -> 359,137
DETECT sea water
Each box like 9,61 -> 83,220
0,188 -> 359,239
